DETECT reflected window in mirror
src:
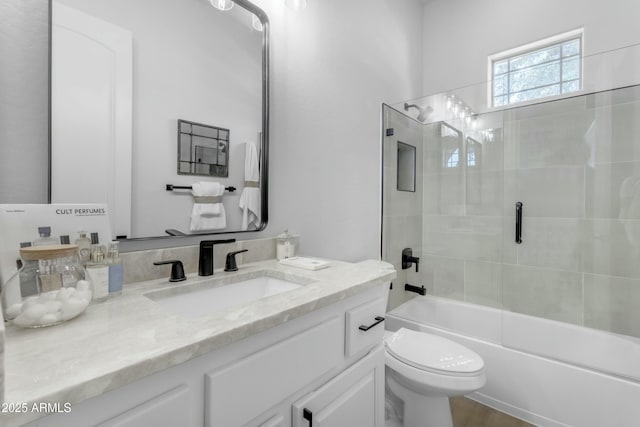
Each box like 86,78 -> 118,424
466,137 -> 482,168
441,123 -> 463,170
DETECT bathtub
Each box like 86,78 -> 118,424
385,296 -> 640,427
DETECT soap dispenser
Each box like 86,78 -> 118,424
276,230 -> 296,260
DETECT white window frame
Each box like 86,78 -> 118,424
487,28 -> 584,108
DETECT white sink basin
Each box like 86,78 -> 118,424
146,275 -> 304,318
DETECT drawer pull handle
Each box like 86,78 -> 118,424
359,316 -> 385,332
303,408 -> 313,426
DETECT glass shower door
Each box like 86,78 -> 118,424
500,84 -> 640,381
421,110 -> 505,315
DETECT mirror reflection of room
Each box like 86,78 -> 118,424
50,0 -> 265,239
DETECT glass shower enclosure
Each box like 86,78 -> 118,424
382,43 -> 640,381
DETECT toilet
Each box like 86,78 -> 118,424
384,328 -> 486,427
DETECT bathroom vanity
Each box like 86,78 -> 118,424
0,259 -> 394,427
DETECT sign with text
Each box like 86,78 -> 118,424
0,204 -> 112,288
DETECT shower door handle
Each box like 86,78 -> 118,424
515,202 -> 523,244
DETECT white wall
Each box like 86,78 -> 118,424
422,0 -> 640,96
253,0 -> 424,261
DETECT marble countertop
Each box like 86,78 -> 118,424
1,258 -> 394,425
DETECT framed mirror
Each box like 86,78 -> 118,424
49,0 -> 269,240
178,120 -> 230,178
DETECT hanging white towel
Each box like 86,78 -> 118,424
239,142 -> 261,230
190,182 -> 226,231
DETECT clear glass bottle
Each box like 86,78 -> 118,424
74,231 -> 92,266
86,232 -> 109,301
18,241 -> 38,297
276,230 -> 296,260
33,226 -> 58,246
107,241 -> 123,295
1,244 -> 93,328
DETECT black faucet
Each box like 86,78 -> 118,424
153,260 -> 186,282
224,249 -> 248,272
199,239 -> 236,276
402,248 -> 420,273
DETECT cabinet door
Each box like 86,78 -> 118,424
97,386 -> 190,427
292,346 -> 385,427
206,316 -> 344,427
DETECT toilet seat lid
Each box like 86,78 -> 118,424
385,328 -> 484,375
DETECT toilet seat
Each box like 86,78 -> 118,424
385,328 -> 484,376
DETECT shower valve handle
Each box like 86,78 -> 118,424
402,248 -> 420,273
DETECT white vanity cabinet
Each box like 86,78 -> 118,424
292,346 -> 385,427
24,285 -> 388,427
204,316 -> 344,426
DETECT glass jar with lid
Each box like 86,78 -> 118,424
1,244 -> 93,328
276,230 -> 297,260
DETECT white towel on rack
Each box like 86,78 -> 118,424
190,182 -> 226,231
239,142 -> 261,230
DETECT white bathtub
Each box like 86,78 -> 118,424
386,296 -> 640,427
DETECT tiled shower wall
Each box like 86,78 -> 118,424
385,86 -> 640,339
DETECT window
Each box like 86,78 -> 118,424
490,30 -> 582,107
446,148 -> 459,168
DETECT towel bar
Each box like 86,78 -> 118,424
166,184 -> 236,192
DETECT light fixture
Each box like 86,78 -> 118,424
209,0 -> 234,11
445,94 -> 477,127
446,96 -> 453,110
252,14 -> 263,31
285,0 -> 307,11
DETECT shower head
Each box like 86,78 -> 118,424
403,103 -> 433,122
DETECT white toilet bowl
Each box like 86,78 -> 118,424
384,328 -> 486,427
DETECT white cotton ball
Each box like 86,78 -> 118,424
40,291 -> 59,301
23,303 -> 47,319
56,287 -> 73,301
76,280 -> 90,292
6,303 -> 23,319
22,296 -> 40,311
39,312 -> 62,325
13,312 -> 36,327
43,300 -> 62,314
15,304 -> 47,326
75,290 -> 92,303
